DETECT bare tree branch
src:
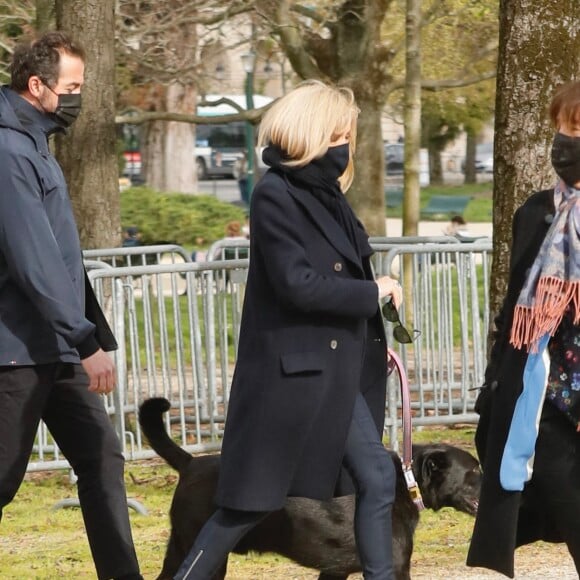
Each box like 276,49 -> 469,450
256,0 -> 326,80
421,69 -> 496,90
116,100 -> 273,125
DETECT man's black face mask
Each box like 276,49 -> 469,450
42,82 -> 82,128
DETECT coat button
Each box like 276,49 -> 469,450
334,262 -> 343,272
330,339 -> 338,350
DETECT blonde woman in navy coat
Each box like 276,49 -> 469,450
175,80 -> 402,580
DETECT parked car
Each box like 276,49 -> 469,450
384,142 -> 404,175
462,142 -> 493,174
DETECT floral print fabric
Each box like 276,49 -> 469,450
546,308 -> 580,427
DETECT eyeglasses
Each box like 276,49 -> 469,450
381,300 -> 420,344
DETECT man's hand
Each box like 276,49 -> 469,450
81,349 -> 116,394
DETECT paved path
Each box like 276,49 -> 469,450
386,218 -> 493,238
201,177 -> 495,240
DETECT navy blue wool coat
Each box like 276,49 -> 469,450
215,168 -> 388,512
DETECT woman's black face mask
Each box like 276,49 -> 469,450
324,143 -> 350,176
551,132 -> 580,188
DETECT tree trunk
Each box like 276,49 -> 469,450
427,142 -> 443,185
55,0 -> 119,249
138,9 -> 198,194
164,82 -> 197,193
35,0 -> 54,32
403,0 -> 421,238
464,128 -> 477,184
349,104 -> 385,236
400,0 -> 422,324
142,119 -> 167,191
490,0 -> 580,342
142,84 -> 198,194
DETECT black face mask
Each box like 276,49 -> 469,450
42,83 -> 82,128
324,143 -> 350,177
551,132 -> 580,188
51,92 -> 82,128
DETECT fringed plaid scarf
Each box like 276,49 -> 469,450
510,181 -> 580,352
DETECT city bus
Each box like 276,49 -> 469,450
195,94 -> 273,180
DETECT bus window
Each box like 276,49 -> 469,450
195,122 -> 247,180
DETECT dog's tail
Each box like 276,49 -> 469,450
138,397 -> 192,473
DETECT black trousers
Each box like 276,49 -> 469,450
0,363 -> 141,580
517,401 -> 580,572
175,392 -> 396,580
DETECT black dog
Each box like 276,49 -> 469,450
139,398 -> 481,580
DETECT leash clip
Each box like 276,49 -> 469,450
403,464 -> 425,511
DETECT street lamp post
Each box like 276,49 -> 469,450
241,51 -> 256,202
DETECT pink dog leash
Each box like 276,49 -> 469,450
387,347 -> 425,511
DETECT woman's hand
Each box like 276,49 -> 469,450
376,276 -> 403,308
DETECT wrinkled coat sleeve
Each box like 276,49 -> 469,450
0,150 -> 97,352
475,206 -> 525,462
252,184 -> 379,319
484,207 -> 525,385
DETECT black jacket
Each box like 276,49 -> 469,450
0,87 -> 116,366
467,189 -> 558,577
215,169 -> 388,511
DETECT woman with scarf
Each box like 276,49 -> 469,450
174,80 -> 402,580
468,80 -> 580,577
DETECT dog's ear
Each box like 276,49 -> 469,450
421,450 -> 449,485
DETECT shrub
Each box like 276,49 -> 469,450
120,186 -> 246,246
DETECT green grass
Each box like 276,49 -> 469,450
6,423 -> 571,578
1,427 -> 478,579
386,181 -> 493,222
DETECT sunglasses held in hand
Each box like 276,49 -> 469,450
381,300 -> 420,344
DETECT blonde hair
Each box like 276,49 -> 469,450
258,80 -> 359,191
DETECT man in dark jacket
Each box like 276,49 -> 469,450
0,32 -> 142,580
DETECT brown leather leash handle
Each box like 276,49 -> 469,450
387,346 -> 425,511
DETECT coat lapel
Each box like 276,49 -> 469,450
286,180 -> 365,274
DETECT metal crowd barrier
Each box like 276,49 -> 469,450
373,240 -> 492,444
27,238 -> 491,473
83,244 -> 191,268
27,257 -> 248,472
206,238 -> 250,262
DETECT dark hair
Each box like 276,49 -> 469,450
549,80 -> 580,129
9,31 -> 85,92
451,215 -> 466,225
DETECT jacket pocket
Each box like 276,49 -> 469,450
280,351 -> 325,375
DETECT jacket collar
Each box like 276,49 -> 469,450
0,86 -> 64,154
283,173 -> 365,273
